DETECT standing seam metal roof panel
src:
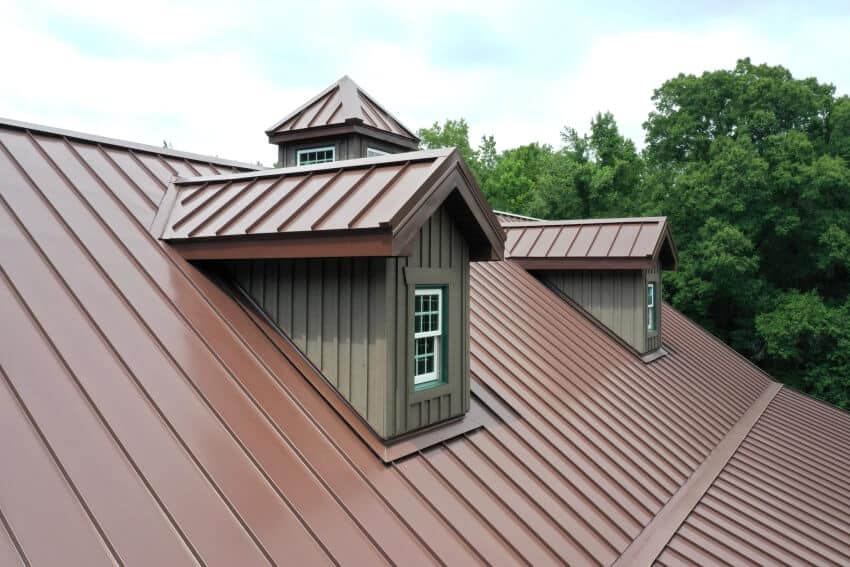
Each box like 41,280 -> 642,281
1,120 -> 848,567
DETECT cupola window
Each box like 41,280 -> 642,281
296,146 -> 335,166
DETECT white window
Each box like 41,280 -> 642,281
366,147 -> 389,157
414,288 -> 443,386
296,146 -> 335,166
647,282 -> 657,331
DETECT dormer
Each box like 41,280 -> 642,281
154,149 -> 504,445
504,217 -> 678,359
266,76 -> 420,167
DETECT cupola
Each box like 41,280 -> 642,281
503,217 -> 678,359
266,75 -> 419,167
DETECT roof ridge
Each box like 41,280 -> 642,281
0,117 -> 262,171
172,148 -> 455,185
503,216 -> 668,228
612,381 -> 782,566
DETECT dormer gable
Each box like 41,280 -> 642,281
503,217 -> 678,358
266,76 -> 419,167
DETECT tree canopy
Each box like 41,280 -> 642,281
418,58 -> 850,409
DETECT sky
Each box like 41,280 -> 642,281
2,0 -> 849,165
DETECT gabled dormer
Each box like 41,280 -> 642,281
155,148 -> 504,446
266,76 -> 419,167
504,217 -> 678,359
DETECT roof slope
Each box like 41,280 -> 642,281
659,387 -> 850,566
266,75 -> 418,144
0,120 -> 848,566
504,217 -> 678,270
155,148 -> 505,261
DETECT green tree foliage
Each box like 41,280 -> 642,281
418,59 -> 850,408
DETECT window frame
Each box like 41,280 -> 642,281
296,146 -> 335,166
413,286 -> 446,388
647,282 -> 657,332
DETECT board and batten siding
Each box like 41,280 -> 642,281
220,202 -> 469,439
538,266 -> 662,354
389,204 -> 470,436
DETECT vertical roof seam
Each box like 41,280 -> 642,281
94,143 -> 158,209
3,139 -> 277,564
59,138 -> 342,565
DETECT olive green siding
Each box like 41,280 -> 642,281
388,205 -> 470,436
221,203 -> 469,439
538,264 -> 663,354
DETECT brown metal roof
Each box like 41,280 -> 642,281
155,148 -> 505,261
504,217 -> 679,270
658,388 -> 850,566
1,119 -> 848,566
266,76 -> 419,146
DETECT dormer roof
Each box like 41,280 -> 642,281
504,216 -> 679,270
154,147 -> 504,261
266,75 -> 419,149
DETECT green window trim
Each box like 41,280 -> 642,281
413,286 -> 446,389
296,146 -> 335,166
647,282 -> 657,332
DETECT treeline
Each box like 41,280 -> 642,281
419,58 -> 850,409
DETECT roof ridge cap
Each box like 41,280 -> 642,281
0,117 -> 262,171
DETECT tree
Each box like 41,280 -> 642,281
416,59 -> 850,408
642,58 -> 850,406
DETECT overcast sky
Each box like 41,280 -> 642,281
2,0 -> 849,165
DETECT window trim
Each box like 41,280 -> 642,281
647,282 -> 657,331
413,287 -> 445,387
296,146 -> 335,166
366,147 -> 389,157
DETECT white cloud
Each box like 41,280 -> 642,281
0,1 -> 299,164
2,0 -> 849,166
543,25 -> 781,148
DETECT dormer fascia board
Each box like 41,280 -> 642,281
654,222 -> 680,271
390,150 -> 505,261
514,258 -> 656,270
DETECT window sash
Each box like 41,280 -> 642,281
414,288 -> 443,385
366,147 -> 389,157
296,146 -> 335,166
647,283 -> 657,331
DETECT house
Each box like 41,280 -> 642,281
0,77 -> 847,566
